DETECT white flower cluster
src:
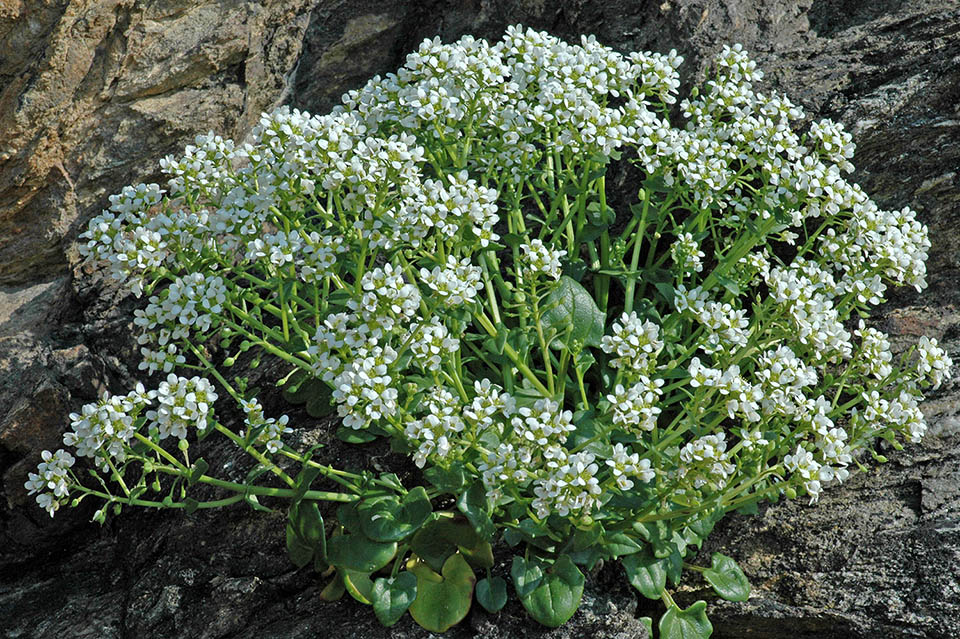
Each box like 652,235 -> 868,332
670,232 -> 705,274
28,375 -> 218,517
64,384 -> 154,469
606,377 -> 664,431
332,345 -> 399,430
678,433 -> 735,491
605,443 -> 655,490
405,387 -> 466,468
917,336 -> 953,390
146,374 -> 218,441
410,318 -> 460,372
520,239 -> 567,281
419,256 -> 483,306
24,450 -> 76,517
601,312 -> 663,374
241,398 -> 293,454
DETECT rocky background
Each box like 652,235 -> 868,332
2,0 -> 959,637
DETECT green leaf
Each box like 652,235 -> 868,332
423,464 -> 467,494
659,601 -> 713,639
517,555 -> 585,627
342,568 -> 375,605
336,426 -> 378,444
703,553 -> 750,602
320,574 -> 345,601
372,572 -> 418,627
408,554 -> 476,632
286,523 -> 315,569
326,533 -> 397,572
511,556 -> 544,597
457,482 -> 495,539
183,497 -> 199,514
622,550 -> 666,600
187,458 -> 209,485
411,517 -> 492,572
602,532 -> 642,558
291,501 -> 325,552
541,275 -> 606,349
476,576 -> 508,613
359,486 -> 433,542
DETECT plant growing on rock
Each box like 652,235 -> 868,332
27,26 -> 953,635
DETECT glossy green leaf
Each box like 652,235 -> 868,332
457,482 -> 495,538
286,523 -> 315,569
359,486 -> 432,542
424,463 -> 467,494
408,554 -> 476,632
187,458 -> 209,485
476,576 -> 508,613
511,556 -> 543,598
291,501 -> 325,549
622,550 -> 666,600
326,533 -> 397,572
411,517 -> 492,572
703,553 -> 750,602
372,572 -> 418,627
319,574 -> 345,601
336,425 -> 378,444
602,532 -> 642,558
541,275 -> 606,349
517,554 -> 585,627
659,600 -> 713,639
342,568 -> 375,605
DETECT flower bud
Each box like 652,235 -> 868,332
178,439 -> 190,452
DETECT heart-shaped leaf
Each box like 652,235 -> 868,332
622,549 -> 666,600
408,554 -> 476,632
659,600 -> 713,639
372,572 -> 418,627
326,533 -> 397,572
411,517 -> 493,572
476,575 -> 508,613
602,531 -> 642,558
342,568 -> 375,605
457,482 -> 495,538
516,554 -> 585,627
540,275 -> 606,349
703,553 -> 750,602
359,486 -> 433,542
285,522 -> 315,569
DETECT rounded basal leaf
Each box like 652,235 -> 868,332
408,554 -> 476,632
457,482 -> 495,538
372,572 -> 418,627
622,550 -> 666,600
476,576 -> 508,613
703,553 -> 751,602
359,486 -> 432,542
285,522 -> 315,569
541,275 -> 606,349
411,517 -> 493,572
342,569 -> 376,605
516,555 -> 585,627
659,601 -> 713,639
326,533 -> 397,572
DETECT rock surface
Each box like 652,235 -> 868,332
2,1 -> 960,638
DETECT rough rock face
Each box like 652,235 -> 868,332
2,1 -> 960,637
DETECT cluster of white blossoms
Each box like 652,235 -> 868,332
601,312 -> 663,374
670,232 -> 705,274
240,398 -> 293,454
520,239 -> 567,281
27,376 -> 218,515
25,450 -> 76,517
